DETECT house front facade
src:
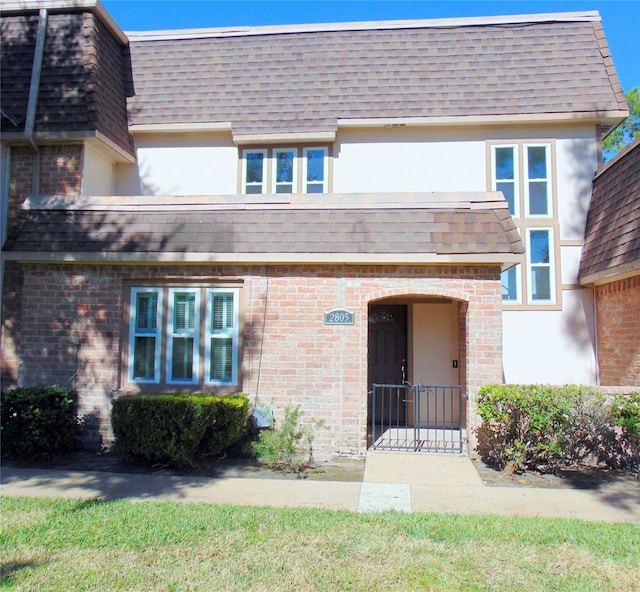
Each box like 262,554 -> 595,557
0,1 -> 629,453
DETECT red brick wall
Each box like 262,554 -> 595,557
596,275 -> 640,386
1,145 -> 83,388
12,263 -> 504,452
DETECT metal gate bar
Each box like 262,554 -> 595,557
369,383 -> 465,453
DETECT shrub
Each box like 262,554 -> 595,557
611,392 -> 640,468
476,385 -> 639,473
251,405 -> 324,472
111,393 -> 249,466
1,385 -> 78,460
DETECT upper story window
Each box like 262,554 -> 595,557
243,149 -> 267,194
489,141 -> 558,307
241,146 -> 329,194
127,285 -> 241,389
303,147 -> 328,193
524,145 -> 551,217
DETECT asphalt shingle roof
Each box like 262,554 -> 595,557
4,194 -> 524,264
579,138 -> 640,284
126,15 -> 627,135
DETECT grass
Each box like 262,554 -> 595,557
1,496 -> 639,591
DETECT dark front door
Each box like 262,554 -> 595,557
367,304 -> 408,425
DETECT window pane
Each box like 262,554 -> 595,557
172,337 -> 194,380
497,181 -> 515,215
133,336 -> 156,379
210,338 -> 233,381
246,153 -> 264,183
136,293 -> 157,332
211,293 -> 234,332
531,267 -> 551,300
276,151 -> 294,183
174,293 -> 195,331
276,184 -> 293,193
246,185 -> 263,194
306,184 -> 323,193
528,181 -> 548,216
306,150 -> 325,182
530,230 -> 550,264
501,267 -> 518,301
495,147 -> 514,179
527,146 -> 547,179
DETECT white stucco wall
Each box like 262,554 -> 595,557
115,133 -> 238,195
502,288 -> 597,384
333,127 -> 486,192
82,144 -> 114,196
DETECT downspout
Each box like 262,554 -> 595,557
24,8 -> 48,196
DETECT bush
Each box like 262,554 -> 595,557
476,385 -> 640,473
1,385 -> 78,460
251,405 -> 324,472
111,393 -> 249,466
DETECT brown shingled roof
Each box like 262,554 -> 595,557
579,138 -> 640,284
126,14 -> 627,135
3,193 -> 524,266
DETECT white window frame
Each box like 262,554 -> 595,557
129,288 -> 163,383
523,144 -> 552,218
302,147 -> 328,193
205,288 -> 240,385
272,148 -> 298,194
242,149 -> 268,195
491,144 -> 520,218
501,265 -> 522,304
526,227 -> 556,304
167,288 -> 201,384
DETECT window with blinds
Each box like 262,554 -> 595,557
127,286 -> 240,388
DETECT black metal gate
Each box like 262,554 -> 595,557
368,383 -> 465,452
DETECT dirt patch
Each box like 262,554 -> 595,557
471,457 -> 640,495
2,449 -> 366,482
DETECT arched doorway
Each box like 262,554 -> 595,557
367,297 -> 465,452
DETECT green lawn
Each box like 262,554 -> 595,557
1,496 -> 639,591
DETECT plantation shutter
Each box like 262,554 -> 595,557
207,290 -> 238,383
170,291 -> 198,382
131,290 -> 161,381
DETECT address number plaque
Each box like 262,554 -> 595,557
324,308 -> 355,325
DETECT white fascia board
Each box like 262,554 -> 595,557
337,110 -> 629,129
579,264 -> 640,287
24,192 -> 508,211
128,122 -> 233,134
233,131 -> 337,145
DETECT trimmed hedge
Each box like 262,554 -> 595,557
111,393 -> 250,466
476,385 -> 640,473
1,385 -> 78,460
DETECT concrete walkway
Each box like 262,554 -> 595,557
2,451 -> 639,523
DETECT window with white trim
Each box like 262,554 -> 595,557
489,141 -> 557,306
130,288 -> 163,383
127,286 -> 241,388
241,146 -> 329,194
527,228 -> 555,303
242,149 -> 267,194
524,145 -> 551,217
302,147 -> 328,193
491,145 -> 519,218
273,148 -> 297,193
